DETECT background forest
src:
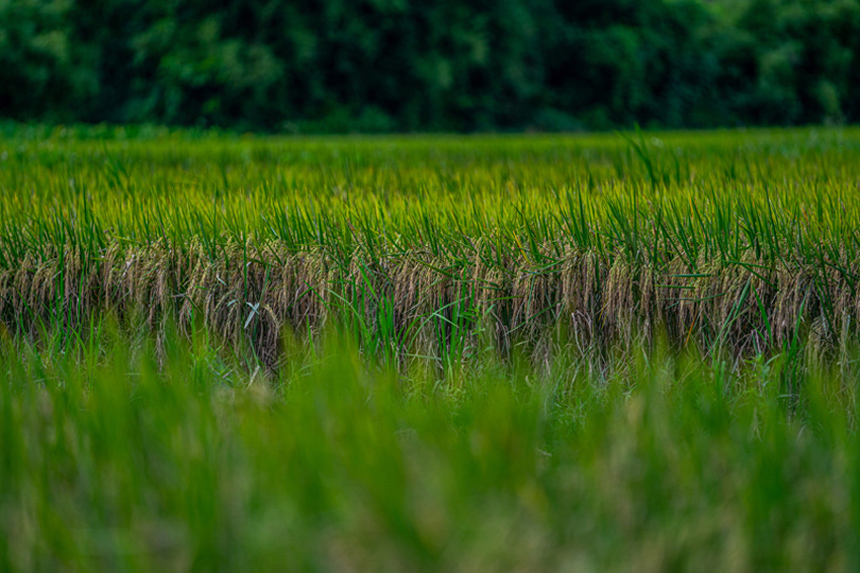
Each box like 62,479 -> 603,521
2,0 -> 860,132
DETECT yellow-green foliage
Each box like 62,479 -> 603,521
2,127 -> 860,365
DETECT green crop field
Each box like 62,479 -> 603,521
2,125 -> 860,570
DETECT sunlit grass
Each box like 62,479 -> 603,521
3,127 -> 860,366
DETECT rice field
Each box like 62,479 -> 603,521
2,125 -> 860,570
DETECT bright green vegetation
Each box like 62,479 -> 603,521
3,127 -> 860,366
2,329 -> 859,570
2,126 -> 860,569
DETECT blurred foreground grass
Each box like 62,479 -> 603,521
1,322 -> 858,571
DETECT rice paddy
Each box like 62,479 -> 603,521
2,126 -> 860,570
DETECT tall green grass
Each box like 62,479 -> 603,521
3,126 -> 860,569
1,323 -> 858,571
2,127 -> 860,366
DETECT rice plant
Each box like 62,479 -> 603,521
2,127 -> 860,369
1,321 -> 858,570
2,125 -> 860,570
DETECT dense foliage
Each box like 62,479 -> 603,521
2,126 -> 860,569
2,330 -> 857,570
3,127 -> 860,371
3,0 -> 860,131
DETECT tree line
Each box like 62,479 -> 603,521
2,0 -> 859,132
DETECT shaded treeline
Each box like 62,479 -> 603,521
3,0 -> 860,131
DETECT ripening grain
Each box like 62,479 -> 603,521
2,128 -> 860,368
